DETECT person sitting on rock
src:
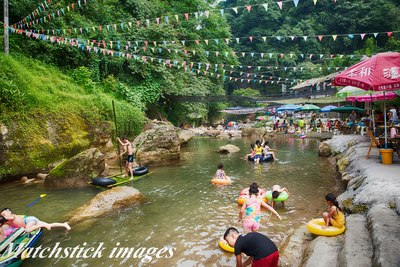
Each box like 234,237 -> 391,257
322,193 -> 345,229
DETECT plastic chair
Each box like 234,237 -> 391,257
360,126 -> 367,136
366,128 -> 382,159
316,127 -> 322,133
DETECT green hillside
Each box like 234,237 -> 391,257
0,53 -> 143,180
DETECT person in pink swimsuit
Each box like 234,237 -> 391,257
238,183 -> 282,233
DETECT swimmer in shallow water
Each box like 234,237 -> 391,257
1,208 -> 71,233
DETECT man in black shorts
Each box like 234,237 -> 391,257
117,137 -> 134,179
224,227 -> 279,267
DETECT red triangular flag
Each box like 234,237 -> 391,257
387,32 -> 393,37
184,13 -> 189,21
246,5 -> 252,12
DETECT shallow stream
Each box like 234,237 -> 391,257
1,136 -> 340,266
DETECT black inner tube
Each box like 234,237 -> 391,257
91,177 -> 116,186
134,166 -> 148,176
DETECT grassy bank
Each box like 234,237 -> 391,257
0,53 -> 144,180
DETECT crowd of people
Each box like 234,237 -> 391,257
220,179 -> 344,267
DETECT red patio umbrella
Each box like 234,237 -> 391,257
333,52 -> 400,91
333,52 -> 400,146
346,91 -> 397,102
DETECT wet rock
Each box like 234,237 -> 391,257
178,130 -> 195,146
218,144 -> 240,154
302,235 -> 344,267
44,148 -> 105,189
337,156 -> 350,173
241,127 -> 268,137
279,225 -> 312,267
133,125 -> 180,167
367,204 -> 400,267
221,130 -> 242,139
19,176 -> 28,182
36,173 -> 48,180
339,214 -> 372,267
318,142 -> 332,157
69,186 -> 143,223
341,198 -> 369,214
216,125 -> 224,131
204,129 -> 221,136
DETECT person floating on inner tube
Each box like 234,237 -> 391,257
215,163 -> 231,182
322,193 -> 345,229
271,185 -> 289,208
262,140 -> 277,161
239,183 -> 281,233
243,144 -> 255,160
253,140 -> 264,164
117,137 -> 135,179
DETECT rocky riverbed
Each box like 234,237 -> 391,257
280,134 -> 400,267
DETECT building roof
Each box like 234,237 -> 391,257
290,71 -> 341,90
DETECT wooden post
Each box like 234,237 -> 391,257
4,0 -> 9,55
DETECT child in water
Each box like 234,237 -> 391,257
322,193 -> 345,228
271,185 -> 289,208
239,183 -> 281,233
215,163 -> 231,182
0,208 -> 71,233
243,144 -> 256,160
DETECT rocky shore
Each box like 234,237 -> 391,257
280,135 -> 400,267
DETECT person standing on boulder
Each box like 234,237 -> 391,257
117,137 -> 134,179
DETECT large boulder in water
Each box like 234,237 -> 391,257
69,186 -> 143,223
44,148 -> 105,189
219,144 -> 240,153
133,125 -> 180,166
318,142 -> 333,157
178,130 -> 195,146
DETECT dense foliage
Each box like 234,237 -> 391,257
219,0 -> 400,95
2,0 -> 238,125
1,0 -> 400,125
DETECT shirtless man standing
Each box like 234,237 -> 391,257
117,137 -> 134,179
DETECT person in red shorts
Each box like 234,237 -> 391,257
224,227 -> 279,267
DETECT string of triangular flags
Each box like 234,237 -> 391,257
12,0 -> 93,29
22,20 -> 398,45
10,27 -> 320,85
12,0 -> 53,28
15,0 -> 337,30
123,43 -> 363,61
10,27 -> 356,73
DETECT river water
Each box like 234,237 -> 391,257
1,136 -> 340,266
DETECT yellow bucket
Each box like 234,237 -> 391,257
380,149 -> 393,165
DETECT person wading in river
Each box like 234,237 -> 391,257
117,137 -> 134,179
224,227 -> 279,267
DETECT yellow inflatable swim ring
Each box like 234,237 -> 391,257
211,178 -> 232,185
218,240 -> 234,253
307,218 -> 345,236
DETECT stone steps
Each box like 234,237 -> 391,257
367,204 -> 400,267
339,214 -> 372,267
290,208 -> 400,267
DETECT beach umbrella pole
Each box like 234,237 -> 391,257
384,92 -> 387,148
